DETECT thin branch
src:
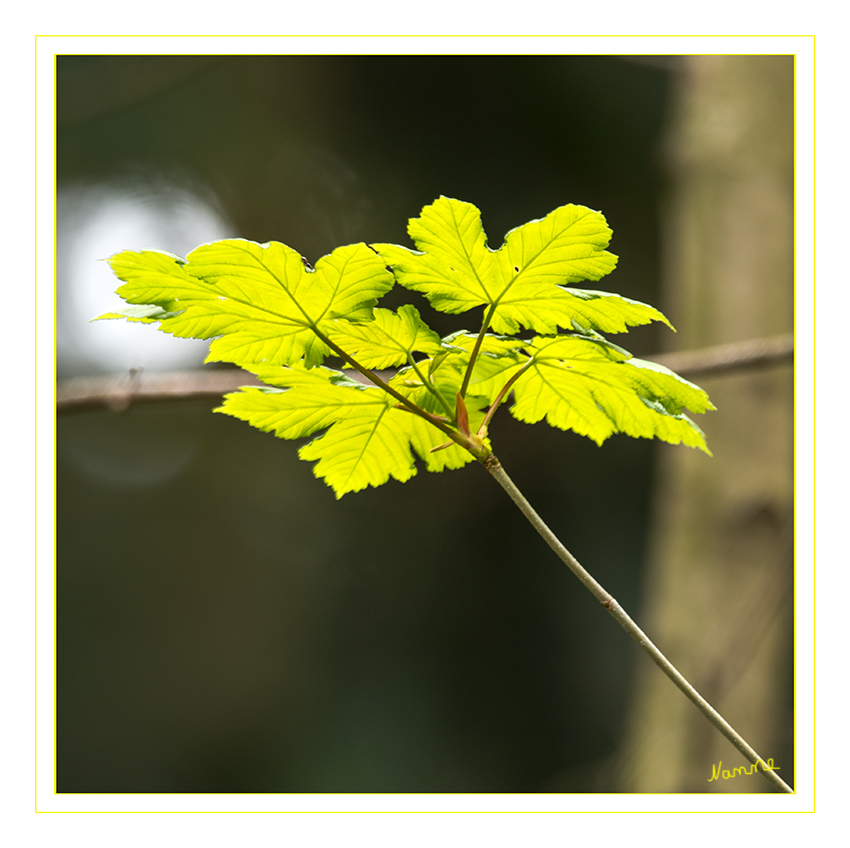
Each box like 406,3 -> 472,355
55,333 -> 794,414
483,456 -> 794,794
645,333 -> 793,377
55,368 -> 263,413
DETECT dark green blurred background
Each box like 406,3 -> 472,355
57,55 -> 785,794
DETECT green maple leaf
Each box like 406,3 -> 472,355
469,334 -> 715,452
325,304 -> 443,369
373,196 -> 672,335
217,364 -> 479,497
99,239 -> 393,369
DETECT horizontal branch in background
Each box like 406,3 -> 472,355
55,332 -> 794,414
57,368 -> 264,413
646,333 -> 794,378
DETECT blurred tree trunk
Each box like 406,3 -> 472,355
615,55 -> 795,792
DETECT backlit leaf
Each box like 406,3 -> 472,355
216,364 -> 478,496
99,240 -> 393,369
325,304 -> 443,369
374,196 -> 670,335
510,335 -> 714,452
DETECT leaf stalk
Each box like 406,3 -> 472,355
477,357 -> 534,436
316,330 -> 447,424
459,303 -> 499,399
315,328 -> 491,458
407,354 -> 456,420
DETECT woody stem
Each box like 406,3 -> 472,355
483,456 -> 794,794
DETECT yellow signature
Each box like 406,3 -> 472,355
708,758 -> 780,783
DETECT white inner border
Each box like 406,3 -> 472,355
35,33 -> 816,816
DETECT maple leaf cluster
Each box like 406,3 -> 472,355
99,197 -> 714,496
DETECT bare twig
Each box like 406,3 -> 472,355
55,333 -> 794,414
56,368 -> 264,413
484,456 -> 794,794
645,333 -> 794,378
